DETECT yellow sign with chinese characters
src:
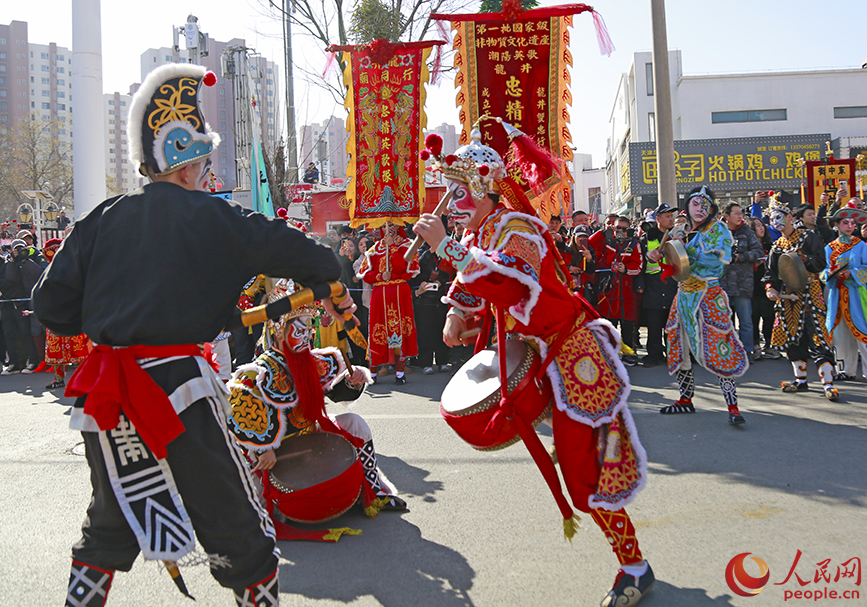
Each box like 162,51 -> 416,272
629,134 -> 827,195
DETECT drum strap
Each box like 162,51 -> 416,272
492,308 -> 579,538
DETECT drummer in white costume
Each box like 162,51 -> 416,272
226,278 -> 407,515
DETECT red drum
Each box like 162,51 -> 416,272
440,339 -> 553,451
266,432 -> 363,523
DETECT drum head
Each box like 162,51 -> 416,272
662,240 -> 691,282
441,340 -> 527,414
778,252 -> 808,291
270,432 -> 356,492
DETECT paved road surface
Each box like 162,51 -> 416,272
1,355 -> 865,606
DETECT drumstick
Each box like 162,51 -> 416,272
405,191 -> 453,263
275,449 -> 314,462
458,327 -> 482,340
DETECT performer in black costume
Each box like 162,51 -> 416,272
32,64 -> 353,607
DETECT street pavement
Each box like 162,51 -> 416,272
1,353 -> 865,607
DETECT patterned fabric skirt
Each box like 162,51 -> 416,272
45,329 -> 90,365
666,281 -> 748,378
771,279 -> 832,351
367,281 -> 418,367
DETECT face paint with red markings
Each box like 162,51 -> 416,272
445,179 -> 477,228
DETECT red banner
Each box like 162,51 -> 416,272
330,40 -> 444,228
434,4 -> 606,218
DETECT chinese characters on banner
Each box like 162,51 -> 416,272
435,5 -> 600,218
805,158 -> 857,209
331,40 -> 444,228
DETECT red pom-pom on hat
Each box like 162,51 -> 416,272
478,164 -> 490,177
425,133 -> 443,156
203,71 -> 218,87
277,207 -> 289,219
445,154 -> 457,165
420,150 -> 431,161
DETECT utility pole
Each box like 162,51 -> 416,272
283,0 -> 299,184
650,0 -> 676,211
71,0 -> 106,219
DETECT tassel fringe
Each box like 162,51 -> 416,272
591,10 -> 616,56
363,497 -> 392,518
563,513 -> 581,541
323,527 -> 363,542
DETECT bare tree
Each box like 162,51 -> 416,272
255,0 -> 473,104
0,115 -> 73,220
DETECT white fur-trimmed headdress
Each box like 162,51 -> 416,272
128,63 -> 221,177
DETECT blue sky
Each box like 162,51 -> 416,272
9,0 -> 866,165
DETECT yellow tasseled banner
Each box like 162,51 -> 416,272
363,497 -> 391,518
323,528 -> 363,542
563,514 -> 581,542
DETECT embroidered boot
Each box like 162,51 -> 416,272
358,440 -> 407,511
65,560 -> 113,607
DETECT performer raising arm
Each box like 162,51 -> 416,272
32,64 -> 354,607
413,123 -> 654,607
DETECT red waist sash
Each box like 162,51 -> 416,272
65,344 -> 202,459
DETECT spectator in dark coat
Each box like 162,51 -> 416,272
411,221 -> 453,374
0,240 -> 47,373
634,203 -> 678,367
719,202 -> 763,361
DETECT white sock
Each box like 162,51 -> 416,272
620,561 -> 648,578
396,371 -> 405,378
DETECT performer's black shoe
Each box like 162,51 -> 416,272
640,356 -> 664,368
781,381 -> 809,393
379,495 -> 408,511
728,413 -> 746,425
394,374 -> 406,385
660,398 -> 694,414
834,372 -> 855,382
600,562 -> 655,607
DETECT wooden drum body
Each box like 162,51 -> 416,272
266,432 -> 363,523
440,339 -> 553,451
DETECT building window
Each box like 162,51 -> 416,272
42,102 -> 50,109
41,65 -> 49,72
648,112 -> 656,142
0,39 -> 5,44
220,99 -> 225,107
109,148 -> 115,154
711,109 -> 787,123
58,67 -> 64,73
833,106 -> 867,119
0,65 -> 5,72
57,54 -> 64,61
58,92 -> 65,98
108,109 -> 114,115
41,52 -> 49,59
0,102 -> 6,110
108,99 -> 114,105
58,103 -> 65,110
0,90 -> 5,97
220,110 -> 226,118
121,101 -> 126,106
42,90 -> 49,96
57,79 -> 64,86
645,62 -> 653,96
0,52 -> 4,59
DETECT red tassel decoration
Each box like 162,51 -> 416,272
591,10 -> 616,56
507,133 -> 563,195
322,51 -> 337,79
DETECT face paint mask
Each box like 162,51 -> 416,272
770,210 -> 787,231
688,196 -> 710,223
281,317 -> 312,353
446,179 -> 477,228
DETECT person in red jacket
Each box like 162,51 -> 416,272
356,223 -> 420,384
589,216 -> 643,365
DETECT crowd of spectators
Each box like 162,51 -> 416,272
5,186 -> 867,382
